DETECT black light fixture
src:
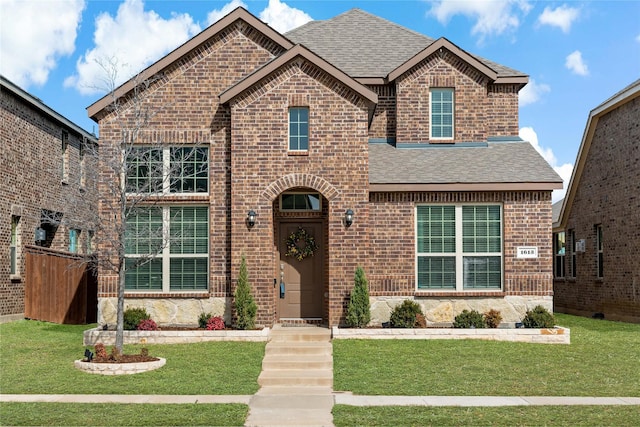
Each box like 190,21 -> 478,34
247,210 -> 256,228
35,227 -> 46,243
345,209 -> 354,227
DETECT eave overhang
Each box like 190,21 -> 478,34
369,182 -> 563,192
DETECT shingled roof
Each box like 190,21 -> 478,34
369,141 -> 563,190
286,8 -> 526,80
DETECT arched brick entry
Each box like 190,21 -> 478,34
261,173 -> 340,203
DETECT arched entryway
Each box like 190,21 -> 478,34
272,190 -> 328,324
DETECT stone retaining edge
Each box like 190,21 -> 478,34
83,328 -> 270,346
331,326 -> 570,344
74,358 -> 167,375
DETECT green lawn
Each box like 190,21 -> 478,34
334,314 -> 640,396
332,405 -> 640,427
0,320 -> 265,395
0,403 -> 247,426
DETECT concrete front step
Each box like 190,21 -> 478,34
265,342 -> 332,356
258,369 -> 333,387
268,328 -> 331,343
262,354 -> 332,370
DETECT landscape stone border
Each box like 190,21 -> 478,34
83,327 -> 270,346
74,358 -> 166,375
332,326 -> 570,344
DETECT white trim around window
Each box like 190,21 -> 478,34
415,204 -> 503,291
429,88 -> 454,140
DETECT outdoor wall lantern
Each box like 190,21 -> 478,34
35,227 -> 46,243
247,210 -> 256,228
345,209 -> 354,227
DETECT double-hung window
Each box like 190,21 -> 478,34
568,229 -> 577,278
289,107 -> 309,151
430,88 -> 454,140
125,206 -> 209,292
417,205 -> 502,290
126,146 -> 209,194
553,232 -> 566,278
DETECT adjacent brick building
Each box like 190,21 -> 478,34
88,8 -> 562,327
1,76 -> 98,320
553,79 -> 640,323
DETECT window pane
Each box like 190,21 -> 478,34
463,206 -> 501,253
125,207 -> 163,255
417,206 -> 455,253
170,207 -> 209,254
170,258 -> 208,291
289,107 -> 309,151
170,147 -> 209,193
431,89 -> 454,139
418,256 -> 456,289
463,256 -> 501,289
126,147 -> 163,193
125,258 -> 162,290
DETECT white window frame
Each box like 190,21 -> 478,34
415,204 -> 503,291
288,107 -> 309,152
279,192 -> 322,212
125,146 -> 209,195
429,88 -> 454,140
125,206 -> 209,293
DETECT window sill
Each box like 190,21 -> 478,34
415,290 -> 505,297
287,151 -> 309,156
124,292 -> 210,299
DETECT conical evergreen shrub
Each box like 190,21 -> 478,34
345,266 -> 371,328
235,255 -> 257,330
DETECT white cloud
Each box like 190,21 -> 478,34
65,0 -> 200,95
428,0 -> 532,40
565,50 -> 589,76
537,5 -> 579,33
519,78 -> 551,107
207,0 -> 247,25
258,0 -> 312,33
0,0 -> 84,88
519,127 -> 573,202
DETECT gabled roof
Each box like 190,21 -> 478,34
555,79 -> 640,229
88,7 -> 293,120
2,75 -> 97,143
369,140 -> 562,191
286,8 -> 527,83
219,44 -> 378,106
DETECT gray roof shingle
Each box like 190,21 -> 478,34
369,142 -> 562,184
286,9 -> 526,79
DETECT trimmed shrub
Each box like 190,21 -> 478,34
137,319 -> 158,331
522,305 -> 555,328
453,309 -> 486,328
198,312 -> 213,329
94,343 -> 108,359
206,316 -> 225,330
345,267 -> 371,328
235,255 -> 257,330
123,307 -> 150,331
484,309 -> 503,328
390,300 -> 423,328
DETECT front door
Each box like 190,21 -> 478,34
277,221 -> 324,320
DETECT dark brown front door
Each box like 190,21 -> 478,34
277,221 -> 323,319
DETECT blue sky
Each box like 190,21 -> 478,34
2,0 -> 639,201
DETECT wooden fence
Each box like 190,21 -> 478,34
24,245 -> 97,324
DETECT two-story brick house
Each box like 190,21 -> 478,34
553,79 -> 639,323
1,75 -> 98,321
88,8 -> 561,327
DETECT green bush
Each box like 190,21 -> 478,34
198,312 -> 213,329
483,309 -> 503,328
453,309 -> 486,328
123,307 -> 150,331
345,267 -> 371,328
390,300 -> 423,328
235,255 -> 257,330
522,305 -> 555,328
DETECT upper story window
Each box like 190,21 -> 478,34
416,205 -> 502,291
430,88 -> 454,140
289,107 -> 309,151
280,192 -> 321,211
553,232 -> 565,278
596,225 -> 603,279
61,130 -> 69,183
10,216 -> 20,276
69,229 -> 80,253
126,146 -> 209,194
568,229 -> 577,278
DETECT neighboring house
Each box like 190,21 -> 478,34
1,75 -> 98,321
553,79 -> 640,323
87,8 -> 562,327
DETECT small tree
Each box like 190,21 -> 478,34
345,266 -> 370,328
235,255 -> 257,330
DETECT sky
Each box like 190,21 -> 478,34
2,0 -> 639,202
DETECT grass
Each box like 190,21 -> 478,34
0,320 -> 265,395
0,403 -> 248,426
332,405 -> 640,426
334,314 -> 640,396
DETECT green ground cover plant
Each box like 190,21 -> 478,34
334,314 -> 640,396
0,320 -> 264,395
0,403 -> 247,426
332,405 -> 640,427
